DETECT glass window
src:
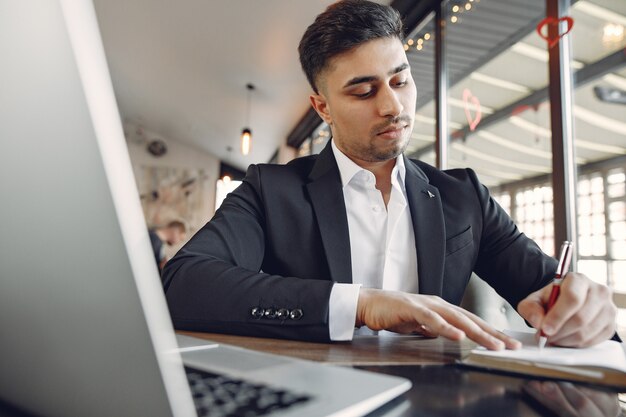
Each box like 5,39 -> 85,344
405,12 -> 437,166
441,0 -> 550,192
571,0 -> 626,298
215,177 -> 242,211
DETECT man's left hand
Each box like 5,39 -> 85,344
517,273 -> 617,348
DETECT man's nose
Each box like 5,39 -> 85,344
377,86 -> 403,118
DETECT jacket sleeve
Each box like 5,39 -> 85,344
467,168 -> 558,310
162,164 -> 334,342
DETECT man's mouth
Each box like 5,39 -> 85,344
376,124 -> 407,139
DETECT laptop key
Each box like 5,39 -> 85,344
185,367 -> 312,417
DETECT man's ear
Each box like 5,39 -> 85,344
309,93 -> 332,125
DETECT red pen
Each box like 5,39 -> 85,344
538,241 -> 573,349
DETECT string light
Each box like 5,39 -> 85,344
240,83 -> 255,156
408,1 -> 481,53
603,23 -> 624,44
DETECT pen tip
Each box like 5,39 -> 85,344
538,336 -> 547,349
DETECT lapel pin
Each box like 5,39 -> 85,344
422,190 -> 435,198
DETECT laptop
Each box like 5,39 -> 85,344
0,1 -> 411,417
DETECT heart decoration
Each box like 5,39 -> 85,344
462,88 -> 482,131
536,16 -> 574,49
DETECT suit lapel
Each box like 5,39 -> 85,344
306,143 -> 352,284
404,156 -> 445,296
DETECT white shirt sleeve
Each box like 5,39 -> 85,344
328,283 -> 361,341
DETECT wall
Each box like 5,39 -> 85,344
124,122 -> 220,256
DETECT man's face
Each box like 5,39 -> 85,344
166,229 -> 187,246
310,36 -> 416,165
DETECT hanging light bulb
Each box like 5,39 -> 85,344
241,127 -> 252,155
241,83 -> 255,156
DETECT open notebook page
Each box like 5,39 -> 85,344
469,330 -> 626,372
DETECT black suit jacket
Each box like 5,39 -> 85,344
163,141 -> 557,342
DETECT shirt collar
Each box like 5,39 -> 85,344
331,139 -> 406,188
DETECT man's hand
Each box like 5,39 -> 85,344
522,381 -> 620,417
517,272 -> 617,348
356,288 -> 521,350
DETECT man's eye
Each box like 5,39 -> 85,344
353,89 -> 373,98
394,80 -> 407,87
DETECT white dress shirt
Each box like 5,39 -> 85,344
328,140 -> 418,340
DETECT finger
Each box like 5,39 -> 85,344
545,290 -> 604,342
433,305 -> 507,350
517,286 -> 552,329
538,382 -> 579,417
453,307 -> 522,349
579,387 -> 621,417
557,383 -> 605,417
549,294 -> 616,347
550,321 -> 615,348
523,381 -> 578,417
409,305 -> 467,341
541,275 -> 589,337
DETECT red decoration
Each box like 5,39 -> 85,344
462,88 -> 482,132
536,16 -> 574,49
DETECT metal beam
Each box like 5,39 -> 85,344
434,5 -> 447,169
410,47 -> 626,159
548,0 -> 577,259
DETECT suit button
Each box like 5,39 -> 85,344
276,308 -> 289,320
289,309 -> 303,320
251,307 -> 264,319
264,308 -> 276,319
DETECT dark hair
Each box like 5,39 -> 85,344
166,220 -> 186,233
298,0 -> 404,93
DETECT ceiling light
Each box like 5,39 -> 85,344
603,23 -> 625,43
241,83 -> 255,156
470,72 -> 531,93
576,140 -> 626,155
574,105 -> 626,135
511,43 -> 585,69
509,116 -> 551,137
411,132 -> 436,142
448,97 -> 494,114
594,85 -> 626,105
574,2 -> 626,27
449,159 -> 524,181
510,114 -> 626,156
451,142 -> 551,173
604,73 -> 626,91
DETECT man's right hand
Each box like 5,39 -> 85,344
356,288 -> 521,350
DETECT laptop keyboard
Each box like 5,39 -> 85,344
185,367 -> 312,417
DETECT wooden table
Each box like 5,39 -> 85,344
179,331 -> 626,417
177,330 -> 472,365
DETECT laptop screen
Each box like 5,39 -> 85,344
0,1 -> 193,416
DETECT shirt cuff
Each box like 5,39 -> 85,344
328,283 -> 361,341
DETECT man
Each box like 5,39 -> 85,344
149,220 -> 187,273
163,0 -> 616,349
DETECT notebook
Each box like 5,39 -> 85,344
0,1 -> 411,416
460,330 -> 626,388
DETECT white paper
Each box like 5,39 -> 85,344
470,330 -> 626,373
